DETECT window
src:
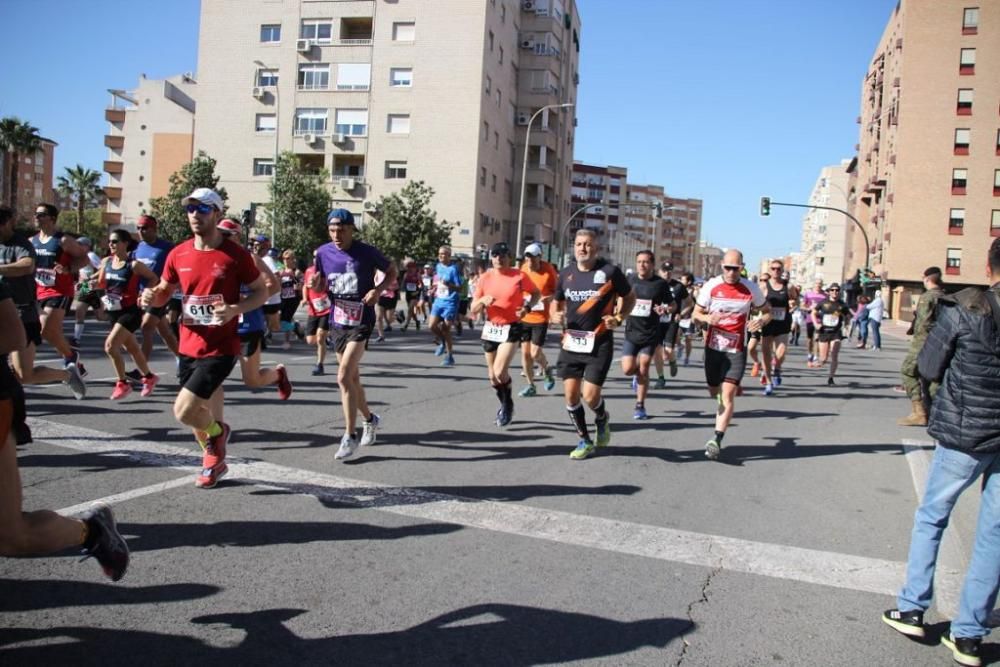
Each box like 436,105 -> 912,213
955,128 -> 971,155
490,173 -> 497,192
992,210 -> 1000,236
260,24 -> 281,43
949,208 -> 965,233
253,158 -> 275,176
294,108 -> 327,135
995,169 -> 1000,195
499,45 -> 504,64
505,179 -> 513,205
337,63 -> 371,91
389,67 -> 412,87
996,129 -> 1000,155
386,161 -> 407,179
334,108 -> 368,136
393,22 -> 415,41
953,168 -> 968,194
946,248 -> 962,275
494,131 -> 499,149
257,69 -> 279,87
255,114 -> 276,133
301,19 -> 333,43
488,30 -> 494,51
501,4 -> 506,22
387,114 -> 410,134
298,64 -> 330,90
485,75 -> 491,94
960,48 -> 976,74
957,89 -> 973,115
496,89 -> 502,107
483,121 -> 489,142
334,162 -> 364,177
480,167 -> 486,186
963,7 -> 979,34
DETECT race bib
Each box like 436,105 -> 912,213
280,285 -> 296,299
822,313 -> 840,328
100,294 -> 122,312
422,277 -> 432,289
480,321 -> 510,343
562,329 -> 596,353
530,299 -> 546,312
708,328 -> 740,353
679,318 -> 692,328
332,299 -> 363,327
435,282 -> 450,299
182,294 -> 223,326
35,267 -> 57,287
771,307 -> 787,321
311,295 -> 331,312
631,299 -> 652,318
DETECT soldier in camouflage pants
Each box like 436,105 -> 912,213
899,267 -> 945,426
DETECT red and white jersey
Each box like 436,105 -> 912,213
696,276 -> 766,353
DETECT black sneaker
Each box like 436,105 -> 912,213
881,608 -> 925,638
827,377 -> 835,386
941,633 -> 981,667
79,503 -> 129,582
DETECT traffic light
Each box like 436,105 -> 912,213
759,196 -> 771,217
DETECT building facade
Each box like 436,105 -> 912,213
797,161 -> 851,286
659,195 -> 701,274
1,139 -> 57,223
102,74 -> 197,228
193,0 -> 580,256
697,240 -> 723,280
848,1 -> 999,320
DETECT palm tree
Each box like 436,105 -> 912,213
0,117 -> 42,215
56,165 -> 104,234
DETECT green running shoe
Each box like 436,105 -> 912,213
570,439 -> 597,460
595,415 -> 611,447
519,384 -> 537,397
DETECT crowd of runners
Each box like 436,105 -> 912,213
0,192 -> 867,571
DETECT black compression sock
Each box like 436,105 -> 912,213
714,430 -> 725,444
593,399 -> 608,422
567,403 -> 590,440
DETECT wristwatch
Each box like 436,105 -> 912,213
613,314 -> 624,325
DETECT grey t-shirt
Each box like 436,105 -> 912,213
0,232 -> 39,323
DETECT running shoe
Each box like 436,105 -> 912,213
683,356 -> 691,367
704,438 -> 721,460
631,375 -> 638,391
111,380 -> 132,401
375,335 -> 386,343
334,433 -> 359,460
64,351 -> 88,377
940,634 -> 982,667
276,364 -> 293,401
360,413 -> 380,446
78,503 -> 129,582
669,359 -> 678,377
65,362 -> 86,400
68,336 -> 81,351
415,321 -> 421,331
633,405 -> 647,420
827,377 -> 836,386
595,415 -> 611,447
495,405 -> 513,428
434,342 -> 446,357
294,322 -> 305,341
774,371 -> 782,386
543,367 -> 556,391
569,439 -> 597,460
763,382 -> 773,396
281,340 -> 292,350
654,376 -> 667,390
196,422 -> 230,489
759,374 -> 767,386
311,363 -> 325,376
140,373 -> 159,397
750,361 -> 760,377
441,354 -> 455,367
519,384 -> 537,397
881,609 -> 925,639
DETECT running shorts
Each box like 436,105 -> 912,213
405,290 -> 420,303
377,295 -> 398,310
761,318 -> 791,337
430,300 -> 458,322
306,314 -> 329,337
39,296 -> 72,312
177,355 -> 237,400
481,322 -> 523,354
518,322 -> 548,347
21,320 -> 42,347
662,321 -> 681,348
817,331 -> 844,343
263,303 -> 281,316
331,324 -> 373,355
557,334 -> 615,385
280,298 -> 300,323
806,322 -> 816,339
239,330 -> 266,357
622,335 -> 659,359
704,348 -> 747,387
458,299 -> 470,317
143,303 -> 169,318
108,305 -> 143,333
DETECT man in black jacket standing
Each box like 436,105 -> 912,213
881,238 -> 1000,667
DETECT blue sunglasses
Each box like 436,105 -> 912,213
185,202 -> 214,214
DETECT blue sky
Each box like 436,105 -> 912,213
0,0 -> 896,268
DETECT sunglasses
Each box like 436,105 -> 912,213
185,202 -> 214,214
722,265 -> 742,271
770,266 -> 782,271
109,238 -> 125,244
34,212 -> 50,219
490,252 -> 508,258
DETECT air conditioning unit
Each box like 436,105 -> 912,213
363,200 -> 375,210
340,178 -> 356,191
516,112 -> 530,125
520,36 -> 535,49
303,133 -> 318,145
333,132 -> 348,144
522,0 -> 535,10
296,39 -> 311,52
251,86 -> 265,99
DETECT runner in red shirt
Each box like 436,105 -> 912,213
692,249 -> 772,461
302,256 -> 331,375
140,188 -> 268,489
470,242 -> 539,427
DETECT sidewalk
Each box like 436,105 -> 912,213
879,319 -> 910,340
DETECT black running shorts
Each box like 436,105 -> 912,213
518,322 -> 548,347
331,324 -> 372,355
239,330 -> 266,358
306,314 -> 329,337
481,322 -> 523,354
557,333 -> 614,385
661,321 -> 680,348
177,355 -> 237,400
39,296 -> 72,312
108,305 -> 143,334
704,348 -> 747,387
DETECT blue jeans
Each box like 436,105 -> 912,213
898,445 -> 1000,638
858,319 -> 869,343
868,320 -> 881,349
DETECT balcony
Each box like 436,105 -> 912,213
103,186 -> 122,200
102,211 -> 122,225
103,160 -> 123,175
105,109 -> 126,123
104,135 -> 124,149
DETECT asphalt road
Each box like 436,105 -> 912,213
1,317 -> 994,666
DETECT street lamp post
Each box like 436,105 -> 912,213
515,102 -> 573,258
254,60 -> 280,241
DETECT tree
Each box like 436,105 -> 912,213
0,117 -> 42,217
148,151 -> 228,243
57,209 -> 106,243
359,181 -> 456,263
56,165 -> 104,234
264,151 -> 331,259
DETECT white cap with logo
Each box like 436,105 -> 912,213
182,187 -> 224,211
524,242 -> 543,257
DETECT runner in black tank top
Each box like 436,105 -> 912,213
759,260 -> 799,393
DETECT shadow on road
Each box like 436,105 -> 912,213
0,603 -> 690,666
0,578 -> 219,612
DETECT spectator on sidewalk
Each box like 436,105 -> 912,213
865,290 -> 884,350
897,267 -> 946,426
851,296 -> 870,344
881,238 -> 1000,667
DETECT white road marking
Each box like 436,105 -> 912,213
29,417 -> 941,597
901,438 -> 968,618
57,476 -> 193,515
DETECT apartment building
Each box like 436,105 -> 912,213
697,241 -> 723,280
1,139 -> 57,222
797,162 -> 851,286
848,1 -> 999,320
102,74 -> 197,227
194,0 -> 581,256
660,195 -> 701,273
570,162 -> 626,238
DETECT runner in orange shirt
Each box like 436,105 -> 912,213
517,242 -> 559,397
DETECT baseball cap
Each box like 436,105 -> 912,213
661,261 -> 673,271
923,266 -> 942,278
524,242 -> 542,257
490,242 -> 510,257
423,263 -> 433,269
828,282 -> 841,290
182,187 -> 224,211
327,208 -> 355,225
253,234 -> 270,244
218,219 -> 241,235
77,236 -> 92,247
137,214 -> 157,228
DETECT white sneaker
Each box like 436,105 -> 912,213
360,414 -> 380,447
335,433 -> 358,460
64,362 -> 86,400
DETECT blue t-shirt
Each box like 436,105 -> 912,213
433,262 -> 461,306
134,238 -> 174,290
314,240 -> 390,329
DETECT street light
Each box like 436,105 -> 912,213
254,59 -> 280,241
515,102 -> 574,258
